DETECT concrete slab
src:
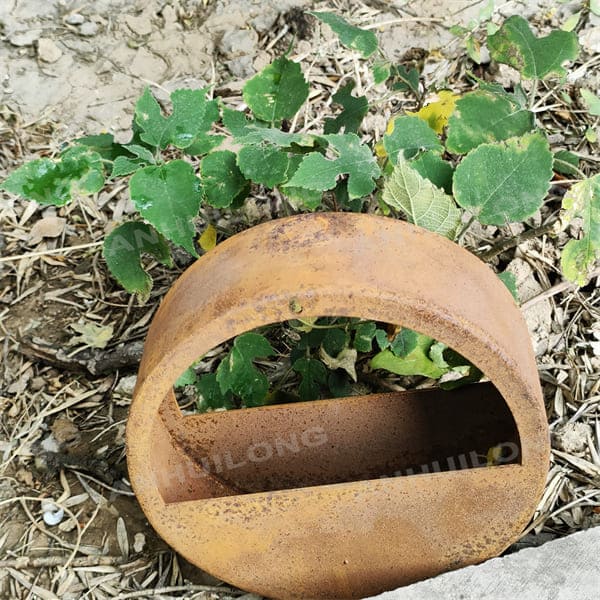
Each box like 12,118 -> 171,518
368,527 -> 600,600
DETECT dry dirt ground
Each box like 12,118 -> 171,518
1,0 -> 600,599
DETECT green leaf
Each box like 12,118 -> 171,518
389,65 -> 420,94
324,80 -> 369,134
102,221 -> 172,301
390,328 -> 419,357
592,0 -> 600,16
553,150 -> 580,176
237,126 -> 316,148
134,87 -> 220,149
1,146 -> 104,206
222,108 -> 260,138
123,144 -> 155,163
195,373 -> 234,411
216,332 -> 275,407
200,150 -> 249,208
383,115 -> 443,162
293,357 -> 327,401
372,61 -> 391,84
237,144 -> 289,187
310,11 -> 378,58
76,133 -> 129,163
371,333 -> 447,378
175,367 -> 197,388
129,160 -> 203,255
242,56 -> 309,124
286,133 -> 381,199
487,15 -> 579,79
184,133 -> 225,156
453,133 -> 553,225
446,90 -> 534,154
410,151 -> 454,195
353,321 -> 377,352
498,271 -> 519,301
560,174 -> 600,286
112,156 -> 147,177
382,157 -> 462,239
322,328 -> 350,356
581,88 -> 600,117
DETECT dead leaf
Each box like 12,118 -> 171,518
320,347 -> 358,381
69,321 -> 113,349
27,216 -> 66,245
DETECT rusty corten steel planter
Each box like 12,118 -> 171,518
127,213 -> 550,600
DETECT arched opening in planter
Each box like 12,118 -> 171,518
152,318 -> 522,504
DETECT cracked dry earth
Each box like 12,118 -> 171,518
1,0 -> 600,599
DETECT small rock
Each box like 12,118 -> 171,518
30,377 -> 45,391
218,28 -> 258,59
9,29 -> 42,47
79,21 -> 99,37
37,38 -> 62,63
133,532 -> 146,553
125,14 -> 153,36
579,27 -> 600,55
553,422 -> 593,454
65,13 -> 85,25
115,374 -> 137,396
226,55 -> 255,78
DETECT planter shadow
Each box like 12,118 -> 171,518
127,213 -> 549,599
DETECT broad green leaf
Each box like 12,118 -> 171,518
195,373 -> 234,411
581,88 -> 600,117
560,175 -> 600,285
237,126 -> 317,148
410,151 -> 454,194
453,133 -> 553,225
175,367 -> 197,387
553,150 -> 580,176
222,107 -> 259,138
129,160 -> 203,255
322,328 -> 350,356
123,144 -> 155,163
200,150 -> 249,208
383,116 -> 443,162
498,271 -> 519,301
371,333 -> 447,378
1,146 -> 104,206
242,56 -> 309,124
216,332 -> 274,407
134,87 -> 220,149
487,15 -> 579,79
280,179 -> 323,210
286,133 -> 381,199
293,357 -> 327,401
353,321 -> 377,352
237,144 -> 289,187
324,80 -> 369,134
112,156 -> 147,177
76,133 -> 129,163
372,61 -> 391,84
382,157 -> 462,239
102,221 -> 172,301
446,90 -> 534,154
390,328 -> 419,357
310,11 -> 377,58
389,65 -> 420,94
184,133 -> 225,156
407,91 -> 459,134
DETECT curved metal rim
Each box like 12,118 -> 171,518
127,213 -> 550,598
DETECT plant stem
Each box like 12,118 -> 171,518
456,214 -> 476,243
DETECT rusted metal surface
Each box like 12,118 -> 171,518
127,213 -> 550,599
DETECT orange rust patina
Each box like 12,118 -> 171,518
127,213 -> 550,600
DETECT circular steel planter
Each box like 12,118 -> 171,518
127,213 -> 549,599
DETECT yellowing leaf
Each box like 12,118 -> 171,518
199,224 -> 217,251
70,322 -> 114,349
407,91 -> 459,134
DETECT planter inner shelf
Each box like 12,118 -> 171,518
127,213 -> 549,600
